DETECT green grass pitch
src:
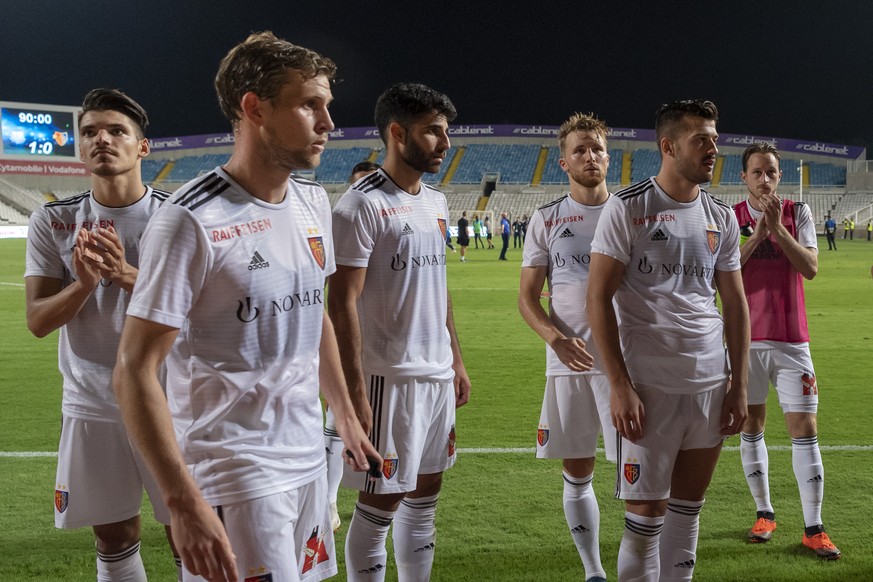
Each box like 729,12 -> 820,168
1,235 -> 871,580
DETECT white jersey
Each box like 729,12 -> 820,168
591,178 -> 740,394
25,187 -> 168,422
522,194 -> 609,376
332,169 -> 453,380
128,167 -> 335,505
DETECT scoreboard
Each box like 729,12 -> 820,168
0,100 -> 80,161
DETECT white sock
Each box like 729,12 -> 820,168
96,540 -> 147,582
659,499 -> 703,582
324,432 -> 345,504
741,431 -> 773,513
618,512 -> 663,582
393,494 -> 439,582
345,502 -> 395,582
173,554 -> 183,582
793,435 -> 824,527
562,471 -> 605,580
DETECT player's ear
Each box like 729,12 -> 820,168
240,92 -> 265,127
660,137 -> 674,158
389,122 -> 406,145
558,157 -> 568,172
139,138 -> 150,158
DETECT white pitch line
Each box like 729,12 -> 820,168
3,444 -> 872,458
0,281 -> 24,287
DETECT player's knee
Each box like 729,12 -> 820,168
93,515 -> 141,554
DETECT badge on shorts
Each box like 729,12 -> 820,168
55,489 -> 68,513
301,526 -> 329,574
382,454 -> 398,480
244,571 -> 272,582
537,426 -> 549,447
624,462 -> 640,485
801,373 -> 818,396
448,425 -> 456,457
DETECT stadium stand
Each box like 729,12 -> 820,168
314,147 -> 373,183
164,153 -> 231,182
450,144 -> 541,184
0,201 -> 29,225
141,158 -> 168,183
630,149 -> 660,183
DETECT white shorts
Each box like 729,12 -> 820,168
54,416 -> 170,529
615,384 -> 725,501
342,374 -> 456,494
184,476 -> 336,582
536,374 -> 617,462
748,343 -> 818,413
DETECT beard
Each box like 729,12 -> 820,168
569,167 -> 604,188
402,138 -> 441,174
265,125 -> 319,171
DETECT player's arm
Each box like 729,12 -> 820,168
714,268 -> 750,436
766,206 -> 818,280
319,311 -> 382,471
446,291 -> 471,407
327,264 -> 373,431
518,265 -> 593,372
587,252 -> 644,441
113,316 -> 237,582
25,228 -> 102,338
79,225 -> 139,292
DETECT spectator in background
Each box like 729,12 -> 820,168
499,211 -> 511,260
472,214 -> 483,249
824,215 -> 837,250
457,210 -> 470,262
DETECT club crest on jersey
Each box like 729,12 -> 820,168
55,489 -> 68,513
448,425 -> 456,457
537,425 -> 550,447
437,218 -> 447,241
382,454 -> 399,480
308,237 -> 326,270
801,373 -> 818,396
706,228 -> 721,255
624,462 -> 640,485
301,526 -> 329,574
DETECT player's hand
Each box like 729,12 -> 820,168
80,226 -> 137,290
453,362 -> 471,408
551,337 -> 594,372
73,229 -> 102,290
348,389 -> 373,435
720,381 -> 748,436
610,382 -> 645,442
170,497 -> 238,582
335,412 -> 383,478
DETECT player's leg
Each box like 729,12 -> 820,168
741,349 -> 777,541
540,375 -> 607,581
615,386 -> 681,582
392,378 -> 456,582
323,406 -> 345,531
774,348 -> 840,559
55,418 -> 149,581
658,388 -> 726,582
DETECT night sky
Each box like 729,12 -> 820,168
3,2 -> 872,152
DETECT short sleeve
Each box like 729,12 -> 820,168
590,195 -> 633,264
332,189 -> 377,268
521,210 -> 549,268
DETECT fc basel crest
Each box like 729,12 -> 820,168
624,462 -> 640,485
382,456 -> 399,480
448,425 -> 456,457
308,236 -> 326,270
55,489 -> 68,513
706,229 -> 721,255
301,526 -> 329,574
437,218 -> 447,241
537,427 -> 550,447
801,373 -> 818,396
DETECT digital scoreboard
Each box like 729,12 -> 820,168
0,100 -> 80,161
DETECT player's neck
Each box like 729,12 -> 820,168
568,183 -> 609,206
223,153 -> 289,205
381,158 -> 424,195
90,171 -> 146,208
654,171 -> 700,203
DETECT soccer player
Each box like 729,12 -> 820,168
587,99 -> 750,582
25,88 -> 176,581
734,143 -> 841,559
325,159 -> 382,533
498,211 -> 511,260
112,32 -> 379,582
824,215 -> 837,250
329,82 -> 471,582
518,112 -> 617,582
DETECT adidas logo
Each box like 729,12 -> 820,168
414,543 -> 435,553
651,229 -> 669,241
248,251 -> 270,271
674,559 -> 696,568
747,469 -> 765,478
558,228 -> 574,238
570,525 -> 590,534
401,223 -> 415,236
807,474 -> 823,483
357,564 -> 385,574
